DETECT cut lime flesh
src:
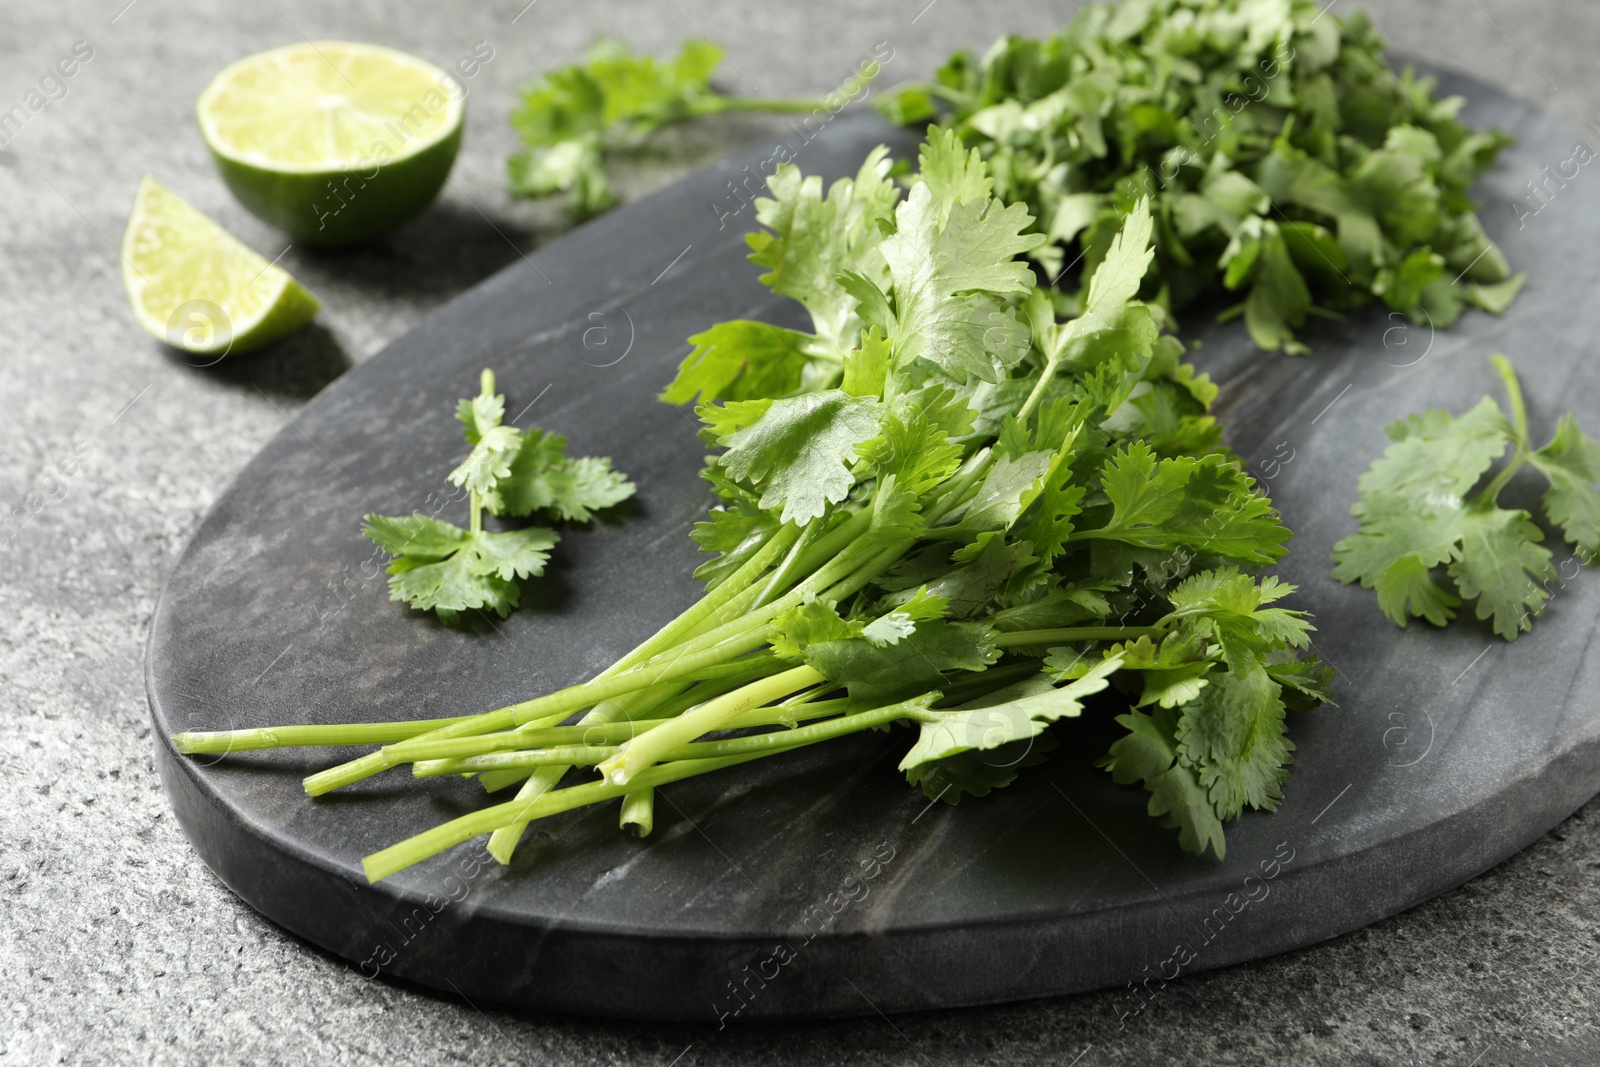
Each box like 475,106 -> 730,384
121,176 -> 320,355
197,41 -> 464,246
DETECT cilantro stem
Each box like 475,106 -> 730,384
1016,357 -> 1063,428
364,697 -> 932,882
416,744 -> 619,775
1472,353 -> 1531,507
879,79 -> 967,107
418,694 -> 860,766
688,96 -> 837,116
600,664 -> 825,784
364,753 -> 772,882
619,788 -> 654,837
993,626 -> 1158,648
485,765 -> 563,863
300,525 -> 803,795
753,519 -> 820,607
788,507 -> 873,578
171,715 -> 479,754
477,528 -> 801,857
417,700 -> 916,778
928,447 -> 993,526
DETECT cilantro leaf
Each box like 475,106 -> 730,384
661,321 -> 812,407
746,149 -> 901,349
1089,441 -> 1289,565
364,369 -> 632,621
689,502 -> 779,589
1099,705 -> 1229,859
802,620 -> 999,703
508,38 -> 721,217
879,181 -> 1043,382
494,429 -> 635,522
716,390 -> 882,525
1173,663 -> 1292,819
373,522 -> 558,624
448,424 -> 520,506
1333,355 -> 1580,639
1530,414 -> 1600,557
899,658 -> 1122,796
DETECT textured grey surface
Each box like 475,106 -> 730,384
4,0 -> 1600,1063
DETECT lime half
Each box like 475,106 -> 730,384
121,176 -> 321,356
197,41 -> 464,246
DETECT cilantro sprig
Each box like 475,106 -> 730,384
878,0 -> 1524,353
178,132 -> 1330,875
509,38 -> 878,219
1332,355 -> 1600,640
361,369 -> 635,623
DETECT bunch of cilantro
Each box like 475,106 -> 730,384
175,131 -> 1331,878
878,0 -> 1525,353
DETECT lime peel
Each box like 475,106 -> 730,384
197,41 -> 464,245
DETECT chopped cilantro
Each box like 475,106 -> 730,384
878,0 -> 1524,352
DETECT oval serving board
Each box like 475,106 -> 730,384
148,70 -> 1600,1021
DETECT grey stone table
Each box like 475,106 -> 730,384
3,1 -> 1599,1064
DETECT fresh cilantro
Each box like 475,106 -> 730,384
900,657 -> 1123,800
880,1 -> 1524,352
716,390 -> 882,525
184,135 -> 1331,879
1333,354 -> 1600,640
363,369 -> 635,622
509,38 -> 882,218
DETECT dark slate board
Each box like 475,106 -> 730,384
147,70 -> 1600,1021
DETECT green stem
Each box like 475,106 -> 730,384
420,700 -> 914,778
424,697 -> 862,773
469,651 -> 782,768
171,715 -> 478,755
700,96 -> 834,115
926,447 -> 992,527
994,625 -> 1158,648
643,658 -> 788,720
880,79 -> 967,107
309,534 -> 881,796
754,519 -> 819,608
1016,356 -> 1063,428
788,507 -> 873,578
620,788 -> 655,837
1472,354 -> 1532,506
479,532 -> 802,860
364,698 -> 931,882
602,522 -> 800,676
485,765 -> 564,864
600,664 -> 825,784
365,753 -> 770,882
416,744 -> 618,775
311,523 -> 896,798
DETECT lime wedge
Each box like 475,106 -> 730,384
197,41 -> 464,246
121,176 -> 321,356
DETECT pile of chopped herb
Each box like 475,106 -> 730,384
878,0 -> 1525,352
